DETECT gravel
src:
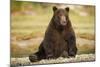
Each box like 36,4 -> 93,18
11,54 -> 95,66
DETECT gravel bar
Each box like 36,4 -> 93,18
11,54 -> 95,66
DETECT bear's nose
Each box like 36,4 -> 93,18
63,21 -> 66,23
61,21 -> 67,26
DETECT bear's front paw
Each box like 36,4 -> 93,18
68,51 -> 76,57
46,54 -> 54,59
61,51 -> 69,58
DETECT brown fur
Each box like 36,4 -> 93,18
29,6 -> 77,62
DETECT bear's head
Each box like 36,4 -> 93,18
52,6 -> 70,27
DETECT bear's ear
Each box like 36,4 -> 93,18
53,6 -> 57,12
65,7 -> 69,12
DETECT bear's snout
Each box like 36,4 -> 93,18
60,15 -> 67,26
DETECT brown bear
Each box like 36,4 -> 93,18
29,6 -> 77,62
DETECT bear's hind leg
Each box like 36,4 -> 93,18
29,52 -> 39,62
29,42 -> 46,62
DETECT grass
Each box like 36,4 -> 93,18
77,44 -> 95,54
11,43 -> 40,57
11,13 -> 95,40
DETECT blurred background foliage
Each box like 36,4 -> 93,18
11,0 -> 95,57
